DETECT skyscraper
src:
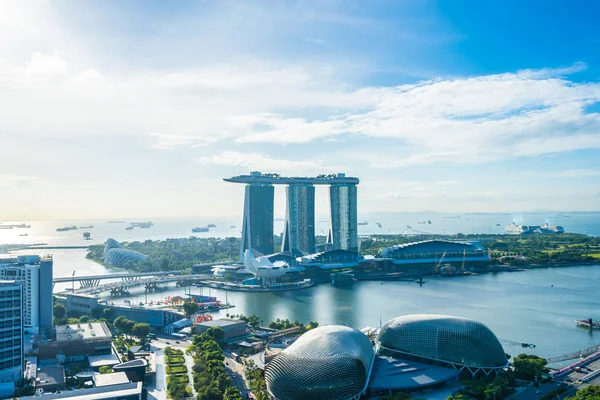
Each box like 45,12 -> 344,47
327,184 -> 358,251
0,254 -> 53,329
0,280 -> 24,397
282,184 -> 315,254
241,184 -> 275,257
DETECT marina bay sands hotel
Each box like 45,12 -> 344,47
224,172 -> 359,257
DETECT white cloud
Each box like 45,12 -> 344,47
236,65 -> 600,166
0,174 -> 39,187
198,151 -> 331,173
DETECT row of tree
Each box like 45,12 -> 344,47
187,328 -> 243,400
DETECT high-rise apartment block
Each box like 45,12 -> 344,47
0,280 -> 24,397
0,255 -> 53,329
225,172 -> 359,257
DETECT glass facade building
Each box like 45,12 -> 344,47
377,314 -> 508,374
103,239 -> 148,268
0,280 -> 23,396
266,325 -> 375,400
241,184 -> 275,257
0,255 -> 53,329
327,184 -> 358,251
282,184 -> 315,255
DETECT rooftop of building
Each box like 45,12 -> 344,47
19,382 -> 142,400
94,372 -> 129,387
167,318 -> 193,330
114,358 -> 147,368
198,318 -> 245,328
0,254 -> 51,265
369,356 -> 460,392
55,322 -> 111,342
36,365 -> 65,388
88,352 -> 121,368
380,240 -> 487,256
224,171 -> 359,185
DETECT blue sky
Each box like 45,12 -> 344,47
1,0 -> 599,220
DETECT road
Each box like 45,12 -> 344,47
557,357 -> 600,399
511,355 -> 600,400
224,351 -> 251,399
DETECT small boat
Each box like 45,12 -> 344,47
125,226 -> 133,231
19,233 -> 28,237
376,223 -> 382,228
521,342 -> 536,348
358,221 -> 368,226
427,220 -> 432,224
79,225 -> 94,229
230,225 -> 236,229
57,225 -> 77,232
207,223 -> 217,228
495,223 -> 501,226
192,227 -> 209,233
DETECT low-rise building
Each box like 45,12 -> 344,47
194,318 -> 247,340
164,318 -> 192,335
65,294 -> 184,328
19,381 -> 142,400
35,365 -> 66,393
39,322 -> 112,361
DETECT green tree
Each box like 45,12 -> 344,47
79,315 -> 90,323
567,385 -> 600,400
98,365 -> 112,374
113,316 -> 127,334
196,385 -> 223,400
132,323 -> 151,342
512,354 -> 547,381
182,302 -> 199,318
122,319 -> 135,337
53,303 -> 67,319
224,386 -> 243,400
206,326 -> 225,343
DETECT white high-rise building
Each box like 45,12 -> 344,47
0,255 -> 53,329
0,280 -> 24,397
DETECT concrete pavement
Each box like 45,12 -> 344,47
185,354 -> 197,399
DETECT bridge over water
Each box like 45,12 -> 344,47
67,274 -> 209,295
53,271 -> 175,287
548,344 -> 600,364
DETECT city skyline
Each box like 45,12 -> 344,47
2,1 -> 600,220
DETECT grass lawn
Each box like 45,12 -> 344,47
166,365 -> 188,374
167,374 -> 189,384
166,356 -> 185,364
584,253 -> 600,259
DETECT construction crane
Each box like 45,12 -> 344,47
435,251 -> 447,274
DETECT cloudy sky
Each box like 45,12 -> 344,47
1,0 -> 599,220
